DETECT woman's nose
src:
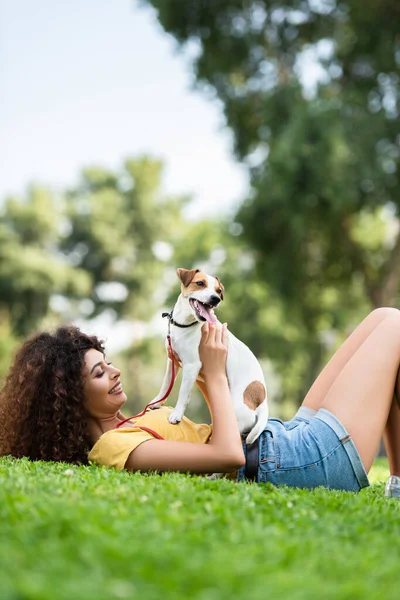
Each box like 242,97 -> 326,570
111,365 -> 121,378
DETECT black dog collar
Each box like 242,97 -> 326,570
162,311 -> 198,329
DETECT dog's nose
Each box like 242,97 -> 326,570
208,295 -> 221,307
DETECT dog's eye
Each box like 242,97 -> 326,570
196,282 -> 204,287
216,289 -> 222,294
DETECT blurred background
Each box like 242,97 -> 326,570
1,0 -> 399,422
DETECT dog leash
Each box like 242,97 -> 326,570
115,423 -> 165,439
115,332 -> 177,432
116,311 -> 196,432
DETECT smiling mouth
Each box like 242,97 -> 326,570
109,382 -> 123,395
189,299 -> 217,324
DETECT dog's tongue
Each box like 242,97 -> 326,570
197,301 -> 217,324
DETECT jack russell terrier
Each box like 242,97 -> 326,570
151,268 -> 269,444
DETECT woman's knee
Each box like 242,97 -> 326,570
378,314 -> 400,345
369,307 -> 400,324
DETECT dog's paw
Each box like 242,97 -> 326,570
168,411 -> 183,424
149,402 -> 163,410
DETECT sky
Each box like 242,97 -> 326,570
0,0 -> 249,220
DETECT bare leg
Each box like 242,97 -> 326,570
303,308 -> 400,475
303,308 -> 400,474
318,317 -> 400,472
303,308 -> 400,410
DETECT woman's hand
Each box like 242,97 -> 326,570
199,322 -> 228,382
125,320 -> 245,475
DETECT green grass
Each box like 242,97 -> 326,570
0,457 -> 398,600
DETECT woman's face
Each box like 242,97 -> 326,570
83,349 -> 127,419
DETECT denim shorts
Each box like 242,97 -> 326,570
238,406 -> 370,492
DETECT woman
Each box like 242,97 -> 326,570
1,308 -> 400,496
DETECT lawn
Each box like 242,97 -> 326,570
0,457 -> 398,600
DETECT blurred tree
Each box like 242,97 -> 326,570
144,0 -> 400,405
0,186 -> 91,336
61,156 -> 188,321
0,311 -> 18,384
0,157 -> 187,335
162,217 -> 369,413
0,156 -> 191,407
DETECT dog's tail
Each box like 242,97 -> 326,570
245,400 -> 269,445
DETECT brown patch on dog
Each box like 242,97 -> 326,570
214,277 -> 224,300
189,271 -> 208,289
176,268 -> 200,287
179,269 -> 209,291
177,269 -> 225,300
243,381 -> 266,411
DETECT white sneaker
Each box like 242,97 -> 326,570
384,475 -> 400,497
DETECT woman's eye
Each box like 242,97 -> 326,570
95,371 -> 105,378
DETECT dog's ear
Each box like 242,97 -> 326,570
176,268 -> 200,287
215,277 -> 225,301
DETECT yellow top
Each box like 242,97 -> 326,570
88,406 -> 212,471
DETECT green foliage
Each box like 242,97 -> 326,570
0,156 -> 190,392
4,186 -> 57,245
0,314 -> 18,385
62,156 -> 187,321
0,157 -> 186,337
144,0 -> 400,404
144,0 -> 400,310
0,456 -> 396,600
0,186 -> 91,336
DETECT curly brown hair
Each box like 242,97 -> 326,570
0,325 -> 105,464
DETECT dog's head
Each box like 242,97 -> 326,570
176,268 -> 224,324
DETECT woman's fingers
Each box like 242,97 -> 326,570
221,322 -> 228,348
202,321 -> 217,345
201,322 -> 209,343
201,322 -> 228,346
199,322 -> 229,380
212,322 -> 221,345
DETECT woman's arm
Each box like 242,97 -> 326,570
125,322 -> 245,474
